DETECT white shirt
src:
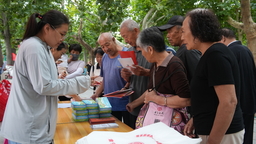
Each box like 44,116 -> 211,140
1,37 -> 90,144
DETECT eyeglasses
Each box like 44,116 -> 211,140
50,25 -> 67,40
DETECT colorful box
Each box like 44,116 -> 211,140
96,97 -> 112,113
72,114 -> 88,122
72,109 -> 88,116
99,113 -> 112,118
88,109 -> 99,115
71,101 -> 87,110
82,100 -> 98,109
88,114 -> 100,119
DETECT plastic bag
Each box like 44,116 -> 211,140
76,122 -> 202,144
0,79 -> 11,121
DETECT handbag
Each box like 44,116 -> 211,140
136,57 -> 189,134
0,79 -> 11,122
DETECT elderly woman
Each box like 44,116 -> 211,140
134,27 -> 190,132
182,8 -> 244,144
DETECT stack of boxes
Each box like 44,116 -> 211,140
71,101 -> 88,122
96,97 -> 112,118
71,97 -> 112,122
83,99 -> 99,119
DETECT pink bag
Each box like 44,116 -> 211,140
135,93 -> 189,134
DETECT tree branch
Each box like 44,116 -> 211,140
78,18 -> 83,36
73,34 -> 92,51
142,8 -> 156,29
155,15 -> 165,22
146,10 -> 158,28
226,16 -> 244,29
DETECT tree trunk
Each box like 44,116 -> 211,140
0,42 -> 3,67
74,18 -> 94,65
227,0 -> 256,63
2,12 -> 14,65
240,0 -> 256,63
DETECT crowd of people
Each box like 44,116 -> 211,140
1,7 -> 256,144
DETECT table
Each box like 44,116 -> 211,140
54,103 -> 133,144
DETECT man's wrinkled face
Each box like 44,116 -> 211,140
98,38 -> 117,57
120,27 -> 138,47
166,25 -> 183,47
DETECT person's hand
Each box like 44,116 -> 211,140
70,94 -> 82,101
126,102 -> 135,113
130,65 -> 150,76
91,75 -> 99,81
121,68 -> 132,82
56,60 -> 63,64
121,87 -> 128,91
184,118 -> 196,138
58,71 -> 67,79
91,80 -> 102,86
91,93 -> 99,100
144,90 -> 157,104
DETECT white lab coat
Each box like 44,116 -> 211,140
1,37 -> 90,144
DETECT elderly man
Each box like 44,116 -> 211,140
91,32 -> 130,125
120,19 -> 152,129
158,15 -> 201,82
221,28 -> 256,144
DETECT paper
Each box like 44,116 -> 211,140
90,123 -> 119,130
119,51 -> 138,65
76,122 -> 202,144
118,58 -> 135,70
58,103 -> 71,108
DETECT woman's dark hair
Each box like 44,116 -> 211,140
94,47 -> 104,56
23,10 -> 69,40
69,44 -> 82,53
56,42 -> 68,51
186,8 -> 222,42
136,26 -> 166,52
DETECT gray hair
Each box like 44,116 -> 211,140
136,27 -> 165,52
97,32 -> 114,42
120,19 -> 140,31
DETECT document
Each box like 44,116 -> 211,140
119,51 -> 138,65
58,103 -> 71,108
118,58 -> 135,70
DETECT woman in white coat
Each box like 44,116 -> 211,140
1,10 -> 91,144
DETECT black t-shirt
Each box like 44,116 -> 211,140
176,44 -> 201,83
191,43 -> 243,135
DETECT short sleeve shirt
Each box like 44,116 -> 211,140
101,47 -> 129,111
191,43 -> 243,135
147,54 -> 190,98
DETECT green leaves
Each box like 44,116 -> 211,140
0,0 -> 253,62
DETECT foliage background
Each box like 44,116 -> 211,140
0,0 -> 255,65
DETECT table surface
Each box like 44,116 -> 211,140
54,103 -> 133,144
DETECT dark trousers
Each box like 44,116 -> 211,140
111,111 -> 131,127
129,114 -> 137,129
243,114 -> 254,144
